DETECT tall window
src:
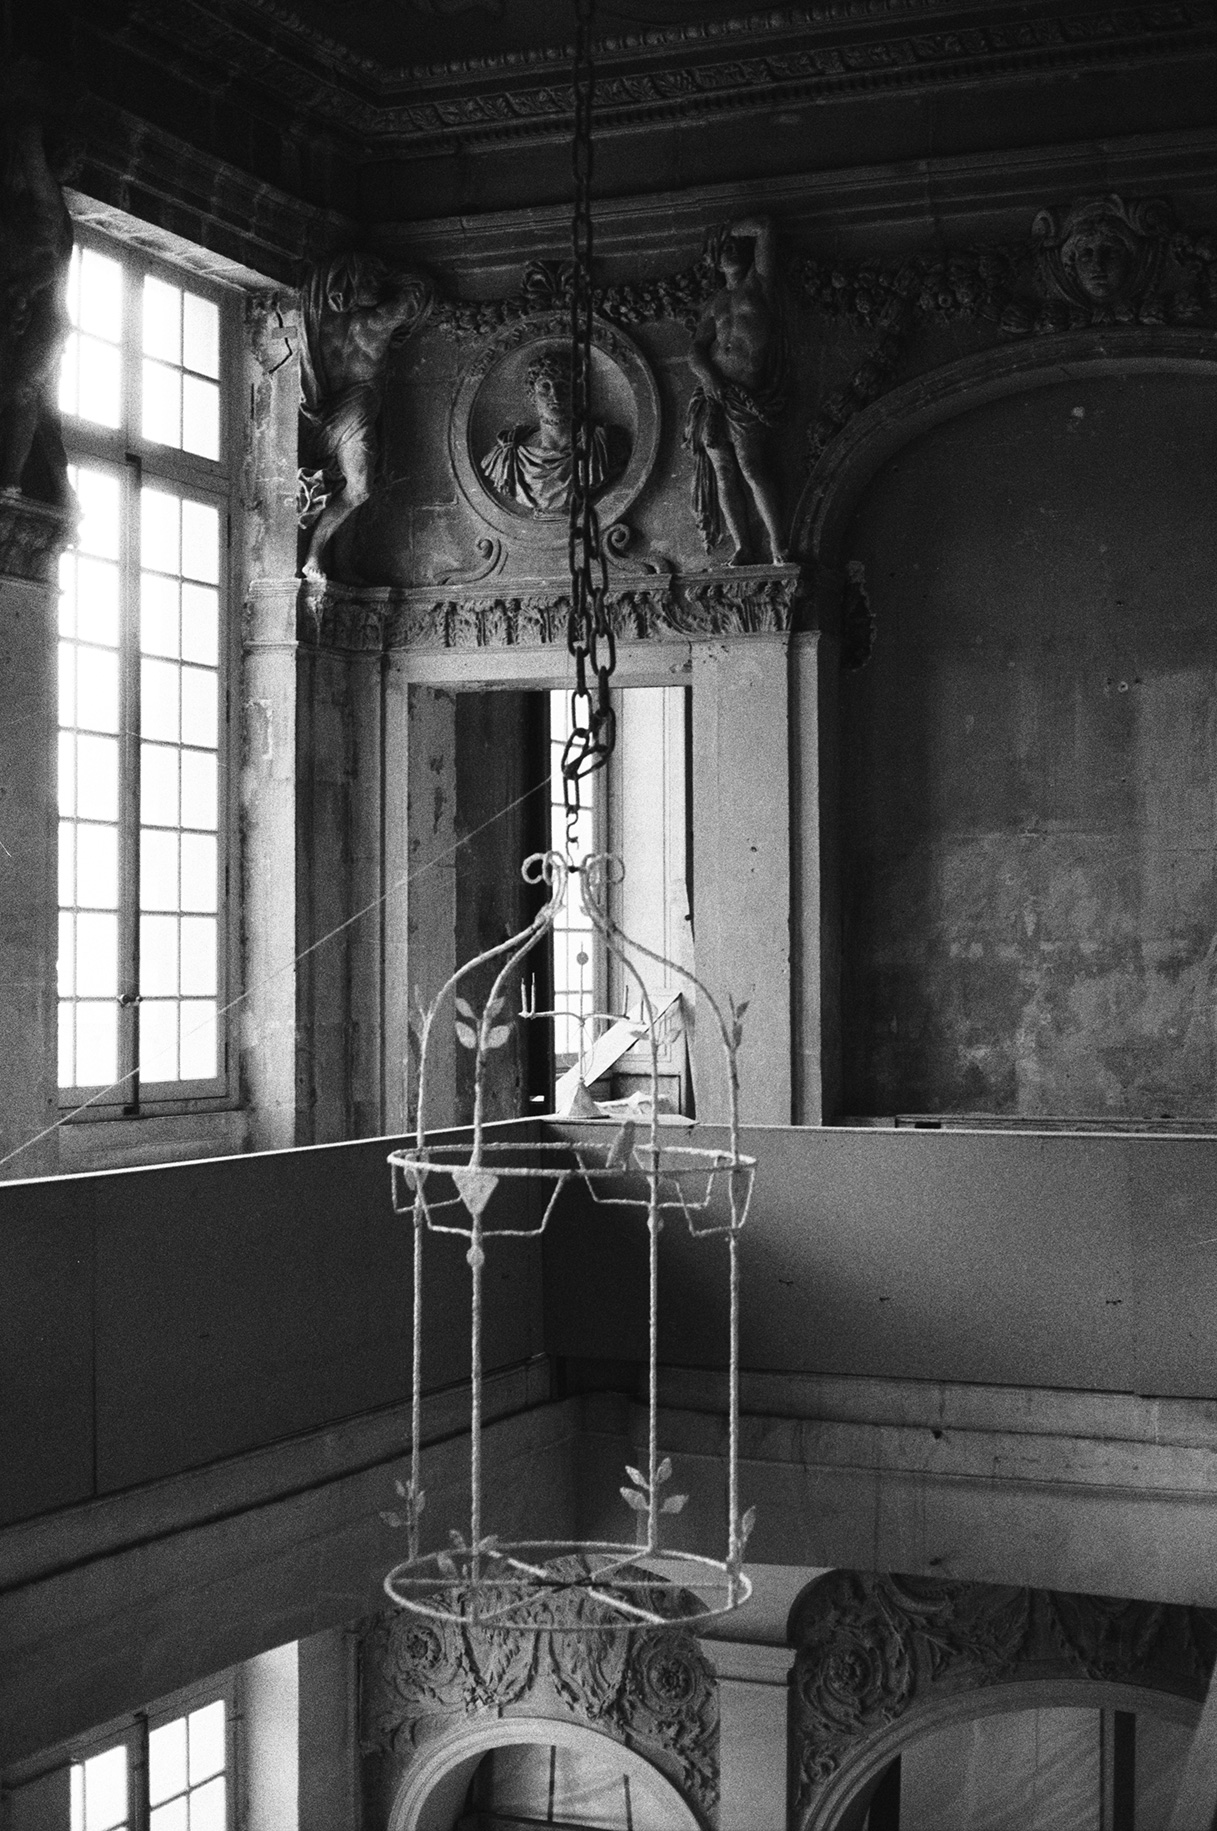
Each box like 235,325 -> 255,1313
69,1685 -> 232,1831
57,237 -> 232,1105
548,689 -> 601,1070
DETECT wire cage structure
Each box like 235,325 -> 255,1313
384,850 -> 757,1633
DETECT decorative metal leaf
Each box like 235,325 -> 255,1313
379,1509 -> 404,1529
455,996 -> 477,1020
486,995 -> 504,1019
655,1457 -> 672,1484
394,1478 -> 407,1497
453,1165 -> 499,1217
620,1487 -> 649,1511
455,1021 -> 478,1049
661,1493 -> 688,1514
625,1465 -> 647,1489
485,1024 -> 512,1049
741,1505 -> 757,1544
436,1552 -> 458,1577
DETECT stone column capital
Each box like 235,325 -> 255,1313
0,491 -> 75,586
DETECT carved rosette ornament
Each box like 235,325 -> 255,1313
360,1574 -> 719,1819
791,1571 -> 1217,1830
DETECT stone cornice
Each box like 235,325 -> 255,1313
64,0 -> 1217,155
0,494 -> 76,587
291,566 -> 808,653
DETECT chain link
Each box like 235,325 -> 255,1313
562,0 -> 615,854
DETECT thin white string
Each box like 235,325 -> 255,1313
0,774 -> 552,1173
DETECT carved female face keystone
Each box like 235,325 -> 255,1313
1060,222 -> 1136,302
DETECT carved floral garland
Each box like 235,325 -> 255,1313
360,1569 -> 719,1819
791,1571 -> 1217,1826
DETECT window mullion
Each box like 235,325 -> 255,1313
118,454 -> 142,1112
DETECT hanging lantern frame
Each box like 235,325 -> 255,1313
384,852 -> 757,1634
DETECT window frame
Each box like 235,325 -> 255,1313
65,1668 -> 239,1831
57,225 -> 241,1119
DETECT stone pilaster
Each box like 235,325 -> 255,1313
0,493 -> 74,1178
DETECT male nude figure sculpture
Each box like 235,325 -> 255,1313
0,114 -> 73,505
684,215 -> 790,565
299,254 -> 432,578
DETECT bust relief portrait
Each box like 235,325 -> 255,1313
449,315 -> 660,549
479,349 -> 629,515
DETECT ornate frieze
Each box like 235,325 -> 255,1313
360,1566 -> 718,1817
791,1571 -> 1217,1829
295,566 -> 806,654
0,492 -> 75,585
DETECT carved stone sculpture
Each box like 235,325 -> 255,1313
360,1562 -> 719,1817
790,1570 -> 1217,1829
479,349 -> 628,515
1033,193 -> 1174,317
0,101 -> 74,507
684,215 -> 791,565
298,252 -> 433,578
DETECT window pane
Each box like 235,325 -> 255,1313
182,376 -> 220,460
59,1003 -> 74,1088
78,336 -> 122,429
59,643 -> 76,727
59,821 -> 75,905
181,584 -> 218,666
142,657 -> 180,744
187,1701 -> 226,1786
76,823 -> 119,909
60,329 -> 80,417
82,1742 -> 128,1831
76,1008 -> 116,1098
59,733 -> 76,818
77,558 -> 121,648
140,830 -> 179,911
75,912 -> 118,997
142,742 -> 180,827
142,574 -> 180,658
140,999 -> 178,1081
140,914 -> 179,997
149,1715 -> 188,1807
150,1802 -> 188,1831
79,249 -> 123,341
180,917 -> 216,996
143,276 -> 181,363
181,833 -> 217,912
143,360 -> 183,448
182,500 -> 220,584
60,549 -> 77,637
76,735 -> 119,822
59,910 -> 75,996
70,1757 -> 84,1831
181,668 -> 217,748
142,489 -> 180,574
180,750 -> 217,830
77,469 -> 121,560
188,1774 -> 225,1831
183,292 -> 220,378
75,645 -> 120,734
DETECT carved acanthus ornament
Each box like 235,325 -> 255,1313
295,566 -> 806,653
360,1567 -> 718,1817
0,492 -> 75,585
791,1571 -> 1217,1829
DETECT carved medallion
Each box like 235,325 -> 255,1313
448,312 -> 661,549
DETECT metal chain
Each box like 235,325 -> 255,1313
561,0 -> 615,854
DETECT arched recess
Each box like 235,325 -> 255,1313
791,325 -> 1217,574
388,1715 -> 703,1831
787,1570 -> 1216,1831
787,326 -> 1217,1121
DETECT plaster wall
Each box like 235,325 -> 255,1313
840,373 -> 1217,1119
